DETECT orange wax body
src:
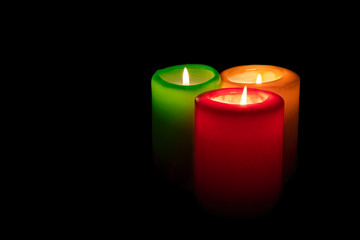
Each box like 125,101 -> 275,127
221,65 -> 300,182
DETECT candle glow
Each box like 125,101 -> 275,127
256,73 -> 262,84
211,87 -> 267,105
183,67 -> 190,85
239,86 -> 247,105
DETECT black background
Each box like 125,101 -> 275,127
10,3 -> 358,236
79,50 -> 356,234
52,10 -> 357,235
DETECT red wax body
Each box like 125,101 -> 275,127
194,88 -> 284,217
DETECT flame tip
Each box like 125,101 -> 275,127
240,86 -> 247,105
182,67 -> 190,85
256,73 -> 262,84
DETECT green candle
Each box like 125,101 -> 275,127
152,64 -> 221,188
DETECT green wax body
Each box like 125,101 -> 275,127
152,64 -> 221,188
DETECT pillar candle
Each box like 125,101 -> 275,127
194,87 -> 284,217
152,64 -> 221,188
221,65 -> 300,182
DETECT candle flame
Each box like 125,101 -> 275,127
183,67 -> 190,85
240,86 -> 247,105
256,73 -> 262,84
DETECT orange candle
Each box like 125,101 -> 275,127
221,65 -> 300,182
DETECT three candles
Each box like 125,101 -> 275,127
151,64 -> 300,216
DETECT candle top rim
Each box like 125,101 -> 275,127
212,90 -> 269,105
221,64 -> 300,86
196,88 -> 284,112
152,64 -> 220,89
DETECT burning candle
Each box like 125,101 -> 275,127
221,65 -> 300,182
152,64 -> 221,188
194,87 -> 284,217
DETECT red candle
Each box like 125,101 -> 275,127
194,87 -> 284,217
